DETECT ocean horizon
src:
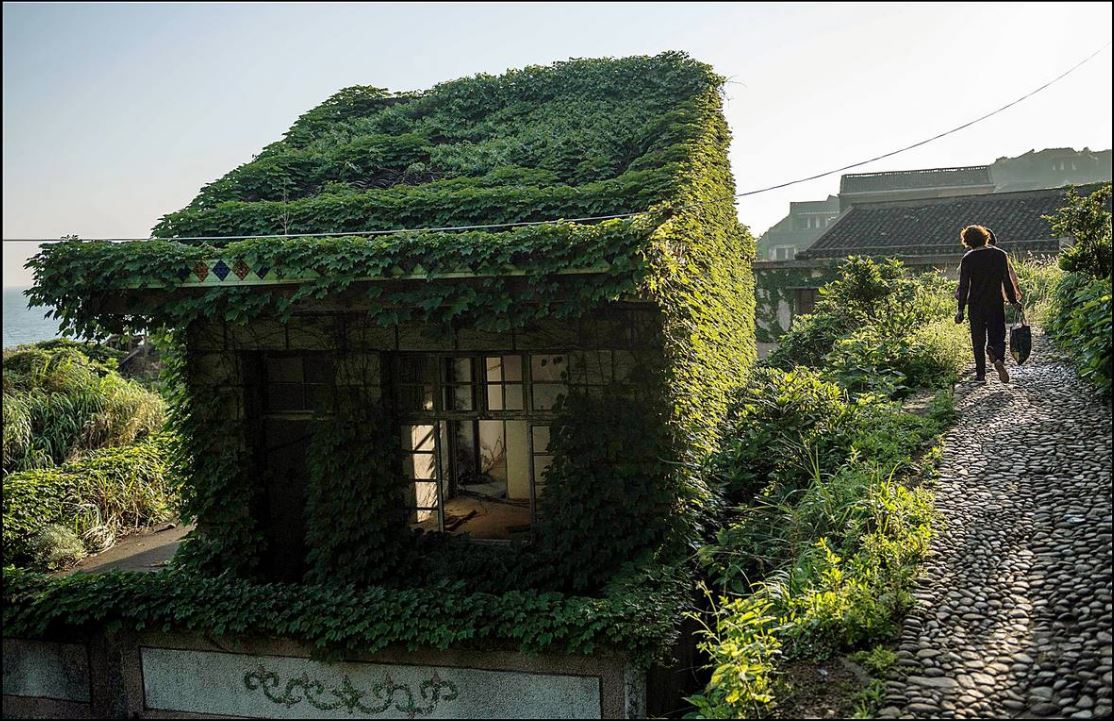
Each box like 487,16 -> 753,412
3,287 -> 63,349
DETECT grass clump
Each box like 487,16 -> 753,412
3,343 -> 165,474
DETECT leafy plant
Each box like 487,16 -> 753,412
27,524 -> 86,571
2,343 -> 165,473
1046,273 -> 1113,397
1044,184 -> 1112,280
686,592 -> 781,719
769,257 -> 958,384
709,367 -> 854,504
2,434 -> 178,569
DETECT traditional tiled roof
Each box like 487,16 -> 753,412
840,166 -> 993,195
800,184 -> 1105,259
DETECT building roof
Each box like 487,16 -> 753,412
800,184 -> 1103,259
29,53 -> 747,338
840,165 -> 993,195
788,196 -> 840,214
152,52 -> 719,244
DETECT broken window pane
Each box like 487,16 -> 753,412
532,383 -> 566,411
531,354 -> 567,382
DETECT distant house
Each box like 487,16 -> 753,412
754,184 -> 1102,354
757,195 -> 840,260
756,147 -> 1112,262
992,147 -> 1112,192
836,165 -> 996,210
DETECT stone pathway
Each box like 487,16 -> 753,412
879,336 -> 1113,719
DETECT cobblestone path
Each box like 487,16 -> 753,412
879,337 -> 1113,719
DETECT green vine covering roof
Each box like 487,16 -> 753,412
29,52 -> 739,337
153,52 -> 717,238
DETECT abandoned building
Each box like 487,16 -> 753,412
13,53 -> 752,718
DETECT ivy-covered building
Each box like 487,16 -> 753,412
21,53 -> 753,717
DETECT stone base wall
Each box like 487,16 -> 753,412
3,633 -> 644,719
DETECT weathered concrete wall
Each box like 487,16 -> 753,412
4,633 -> 644,719
2,639 -> 93,718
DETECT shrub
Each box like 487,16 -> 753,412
2,344 -> 165,473
1011,255 -> 1064,326
1046,273 -> 1113,397
823,329 -> 910,398
711,367 -> 854,503
900,320 -> 969,389
1044,184 -> 1112,280
691,390 -> 950,716
28,524 -> 86,571
2,434 -> 178,569
770,257 -> 957,382
687,594 -> 781,719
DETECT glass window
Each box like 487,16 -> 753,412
395,349 -> 640,538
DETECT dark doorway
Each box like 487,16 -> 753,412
249,351 -> 335,582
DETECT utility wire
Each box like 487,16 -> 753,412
2,41 -> 1109,245
729,41 -> 1111,199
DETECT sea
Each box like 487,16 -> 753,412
3,287 -> 63,349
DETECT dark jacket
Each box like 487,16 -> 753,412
957,246 -> 1017,316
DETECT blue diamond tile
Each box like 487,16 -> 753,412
212,260 -> 230,281
176,267 -> 190,281
255,265 -> 270,279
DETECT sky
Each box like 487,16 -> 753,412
3,2 -> 1112,288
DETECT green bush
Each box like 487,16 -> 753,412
900,320 -> 969,389
2,434 -> 178,569
1047,273 -> 1113,397
687,594 -> 781,718
823,329 -> 910,398
1044,184 -> 1112,280
770,257 -> 957,384
711,367 -> 854,503
28,524 -> 86,571
2,344 -> 165,473
690,386 -> 950,717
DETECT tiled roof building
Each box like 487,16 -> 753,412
799,184 -> 1102,259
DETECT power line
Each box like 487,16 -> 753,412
2,41 -> 1109,245
730,41 -> 1111,199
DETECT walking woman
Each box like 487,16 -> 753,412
955,225 -> 1021,383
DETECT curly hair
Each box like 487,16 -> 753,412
961,225 -> 991,248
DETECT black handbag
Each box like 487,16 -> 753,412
1010,305 -> 1032,365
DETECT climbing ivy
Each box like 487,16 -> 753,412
27,218 -> 658,340
303,405 -> 409,586
752,264 -> 840,343
2,564 -> 690,668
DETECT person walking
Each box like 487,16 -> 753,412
955,225 -> 1021,383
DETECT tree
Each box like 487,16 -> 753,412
1044,184 -> 1112,279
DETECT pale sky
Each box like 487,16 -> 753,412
3,2 -> 1112,287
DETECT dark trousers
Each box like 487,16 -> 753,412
969,308 -> 1006,377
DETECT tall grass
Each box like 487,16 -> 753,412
2,345 -> 165,473
2,433 -> 178,568
1011,254 -> 1064,327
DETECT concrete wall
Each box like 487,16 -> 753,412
3,633 -> 644,719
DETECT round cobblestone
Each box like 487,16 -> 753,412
881,336 -> 1113,719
